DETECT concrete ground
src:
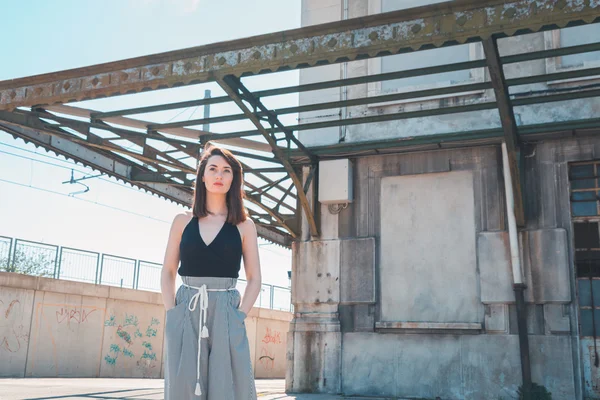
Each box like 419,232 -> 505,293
0,378 -> 376,400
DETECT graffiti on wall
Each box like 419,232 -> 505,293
30,302 -> 104,375
103,313 -> 161,377
55,307 -> 97,327
259,327 -> 283,371
0,299 -> 29,353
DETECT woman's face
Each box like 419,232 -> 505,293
202,155 -> 234,195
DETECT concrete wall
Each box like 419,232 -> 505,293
0,272 -> 291,379
287,137 -> 600,399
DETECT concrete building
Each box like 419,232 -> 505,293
284,1 -> 600,399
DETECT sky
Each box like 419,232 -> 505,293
0,0 -> 302,289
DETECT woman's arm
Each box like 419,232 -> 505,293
161,213 -> 188,310
238,218 -> 262,315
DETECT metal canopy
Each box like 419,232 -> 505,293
0,0 -> 599,247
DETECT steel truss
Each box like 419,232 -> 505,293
0,0 -> 599,246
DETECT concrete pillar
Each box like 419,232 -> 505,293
286,239 -> 341,394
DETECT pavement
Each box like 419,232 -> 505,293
0,378 -> 375,400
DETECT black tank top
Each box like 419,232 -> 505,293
178,216 -> 243,278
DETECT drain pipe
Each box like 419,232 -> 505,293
501,142 -> 532,391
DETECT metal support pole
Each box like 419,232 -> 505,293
514,283 -> 532,392
98,254 -> 105,286
133,260 -> 139,289
55,247 -> 63,279
6,237 -> 13,270
94,254 -> 101,285
502,142 -> 532,394
202,89 -> 211,134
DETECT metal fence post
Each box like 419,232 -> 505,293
270,285 -> 274,309
134,260 -> 140,289
98,254 -> 105,285
55,247 -> 62,279
11,239 -> 19,270
94,254 -> 100,285
6,237 -> 13,269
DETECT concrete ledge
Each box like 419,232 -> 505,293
375,321 -> 482,334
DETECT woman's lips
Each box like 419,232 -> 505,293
214,182 -> 223,187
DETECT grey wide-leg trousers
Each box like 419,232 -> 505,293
164,276 -> 256,400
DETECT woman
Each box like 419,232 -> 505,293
161,144 -> 261,399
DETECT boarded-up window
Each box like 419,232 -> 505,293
379,171 -> 480,323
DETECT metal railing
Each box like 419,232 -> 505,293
0,235 -> 292,312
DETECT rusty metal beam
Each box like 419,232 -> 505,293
482,36 -> 525,227
217,75 -> 318,237
1,0 -> 598,110
0,120 -> 293,247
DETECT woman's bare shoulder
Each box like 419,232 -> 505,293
172,211 -> 194,229
237,217 -> 255,230
237,218 -> 256,241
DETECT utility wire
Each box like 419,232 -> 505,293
0,145 -> 151,194
0,177 -> 171,224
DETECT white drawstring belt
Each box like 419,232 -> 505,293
182,282 -> 236,396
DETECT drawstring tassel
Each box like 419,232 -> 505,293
180,280 -> 236,399
201,325 -> 209,338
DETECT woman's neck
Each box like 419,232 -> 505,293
205,192 -> 228,216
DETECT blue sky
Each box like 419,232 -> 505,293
0,0 -> 302,288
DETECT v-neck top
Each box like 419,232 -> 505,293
177,216 -> 243,278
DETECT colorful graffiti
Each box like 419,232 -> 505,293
103,312 -> 161,377
0,298 -> 29,353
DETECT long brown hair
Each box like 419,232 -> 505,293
192,144 -> 248,225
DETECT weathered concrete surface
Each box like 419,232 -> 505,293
292,240 -> 340,309
0,378 -> 413,399
286,330 -> 342,394
340,238 -> 375,305
484,304 -> 509,333
379,171 -> 481,324
289,239 -> 342,394
0,287 -> 35,377
26,290 -> 107,378
253,308 -> 292,379
522,228 -> 571,303
99,298 -> 165,378
0,272 -> 292,379
342,333 -> 576,400
0,378 -> 288,400
477,231 -> 514,303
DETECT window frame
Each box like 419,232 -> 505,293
543,28 -> 600,85
366,0 -> 486,106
